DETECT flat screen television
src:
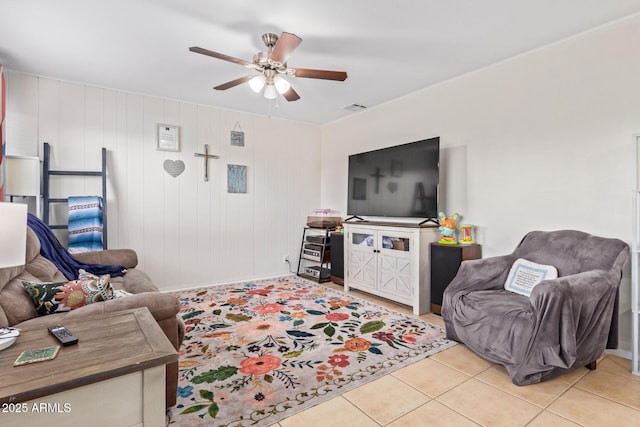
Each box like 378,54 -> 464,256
347,137 -> 439,221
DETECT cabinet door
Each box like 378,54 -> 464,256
377,230 -> 413,299
347,231 -> 377,290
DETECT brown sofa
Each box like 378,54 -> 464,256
0,227 -> 185,407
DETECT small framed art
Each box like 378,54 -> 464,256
353,178 -> 367,200
227,164 -> 247,193
230,130 -> 245,147
157,124 -> 180,152
230,121 -> 245,146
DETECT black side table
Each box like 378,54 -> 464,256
330,232 -> 344,285
430,243 -> 481,314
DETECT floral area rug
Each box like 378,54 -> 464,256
167,276 -> 456,427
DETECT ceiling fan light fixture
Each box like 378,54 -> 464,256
190,31 -> 347,103
263,84 -> 278,99
273,75 -> 291,94
249,74 -> 266,93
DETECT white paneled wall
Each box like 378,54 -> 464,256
5,72 -> 321,290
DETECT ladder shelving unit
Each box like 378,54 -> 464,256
42,142 -> 108,248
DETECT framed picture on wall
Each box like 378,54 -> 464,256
157,124 -> 180,152
353,178 -> 367,200
230,130 -> 245,147
227,164 -> 247,193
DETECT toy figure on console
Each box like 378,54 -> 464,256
438,212 -> 460,244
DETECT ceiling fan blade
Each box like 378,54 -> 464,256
282,86 -> 300,102
214,75 -> 253,90
290,68 -> 348,81
189,46 -> 255,68
269,32 -> 302,67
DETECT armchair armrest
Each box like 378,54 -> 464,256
530,270 -> 615,303
73,249 -> 138,269
527,269 -> 618,369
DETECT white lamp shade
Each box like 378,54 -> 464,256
263,84 -> 278,99
0,202 -> 28,268
249,74 -> 266,93
5,156 -> 40,196
273,75 -> 291,94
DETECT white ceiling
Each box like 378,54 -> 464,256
2,0 -> 640,125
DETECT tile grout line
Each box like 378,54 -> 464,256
520,356 -> 621,426
384,355 -> 483,426
426,364 -> 491,426
338,394 -> 385,426
572,373 -> 640,413
435,360 -> 550,427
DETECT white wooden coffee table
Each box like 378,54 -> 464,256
0,307 -> 177,427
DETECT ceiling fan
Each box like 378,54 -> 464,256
189,32 -> 348,102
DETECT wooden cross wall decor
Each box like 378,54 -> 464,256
370,167 -> 384,193
194,144 -> 220,182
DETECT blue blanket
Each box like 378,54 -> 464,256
27,213 -> 125,280
68,196 -> 104,253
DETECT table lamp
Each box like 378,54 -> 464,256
0,202 -> 28,269
0,202 -> 27,351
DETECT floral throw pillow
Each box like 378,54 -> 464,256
23,274 -> 115,315
79,270 -> 132,299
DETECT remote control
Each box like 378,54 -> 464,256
48,324 -> 79,346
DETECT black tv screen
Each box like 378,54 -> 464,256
347,137 -> 439,219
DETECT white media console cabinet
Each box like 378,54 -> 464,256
343,221 -> 440,315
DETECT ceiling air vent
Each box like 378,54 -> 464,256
343,104 -> 367,112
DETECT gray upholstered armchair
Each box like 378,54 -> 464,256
441,230 -> 629,386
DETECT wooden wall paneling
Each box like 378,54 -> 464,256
6,73 -> 39,156
102,89 -> 119,247
195,105 -> 216,285
76,86 -> 106,247
114,91 -> 130,249
283,123 -> 301,273
237,114 -> 256,279
270,117 -> 290,276
208,107 -> 223,285
47,82 -> 85,237
6,71 -> 324,290
37,78 -> 60,157
282,120 -> 305,276
271,118 -> 299,276
219,111 -> 233,280
252,115 -> 272,277
161,99 -> 184,288
176,102 -> 199,288
216,111 -> 233,280
58,82 -> 85,170
124,94 -> 146,270
158,99 -> 182,288
223,111 -> 255,281
280,119 -> 299,275
84,87 -> 104,162
142,97 -> 166,287
291,122 -> 321,256
84,86 -> 105,198
272,120 -> 291,276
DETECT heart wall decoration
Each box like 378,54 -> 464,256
163,159 -> 185,178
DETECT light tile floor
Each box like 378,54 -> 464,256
274,284 -> 640,427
